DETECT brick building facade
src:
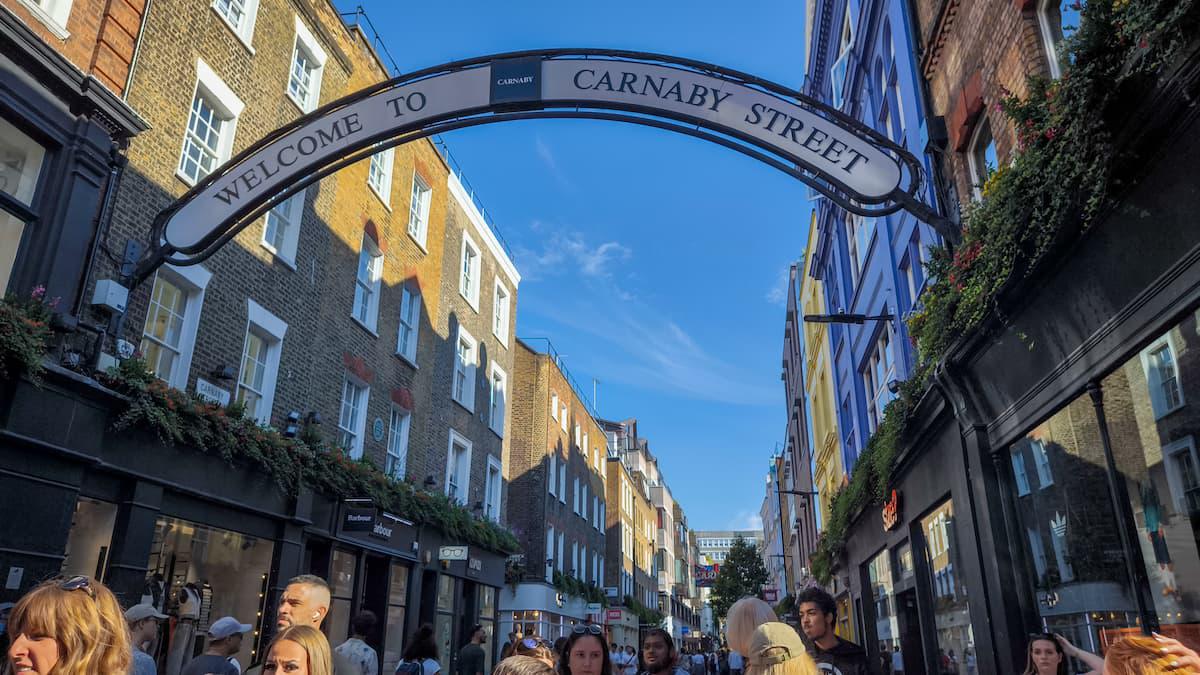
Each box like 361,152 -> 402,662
0,0 -> 518,672
500,338 -> 608,641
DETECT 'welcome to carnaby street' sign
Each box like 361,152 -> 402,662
159,52 -> 906,259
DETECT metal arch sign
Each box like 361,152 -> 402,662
138,49 -> 943,280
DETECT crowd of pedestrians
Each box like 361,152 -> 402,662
6,574 -> 1200,674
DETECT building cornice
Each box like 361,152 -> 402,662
448,172 -> 522,286
0,6 -> 147,138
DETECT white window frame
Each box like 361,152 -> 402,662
572,542 -> 579,578
489,363 -> 508,437
385,405 -> 411,481
1162,436 -> 1200,514
352,234 -> 383,333
830,5 -> 854,109
211,0 -> 260,51
574,423 -> 582,449
445,429 -> 473,505
561,404 -> 569,432
140,264 -> 212,391
492,278 -> 511,346
1031,439 -> 1054,488
967,118 -> 997,200
452,325 -> 478,411
1011,448 -> 1031,496
236,299 -> 288,425
1141,335 -> 1186,419
558,463 -> 566,504
581,483 -> 588,520
1037,0 -> 1071,79
17,0 -> 72,39
407,172 -> 432,249
396,286 -> 421,366
367,146 -> 395,207
177,60 -> 243,187
337,376 -> 370,459
557,532 -> 564,572
593,495 -> 600,529
260,189 -> 305,268
459,232 -> 482,311
286,16 -> 327,113
573,476 -> 580,514
548,453 -> 558,497
551,392 -> 559,421
484,455 -> 503,522
546,527 -> 555,582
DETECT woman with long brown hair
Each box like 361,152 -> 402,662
5,575 -> 132,675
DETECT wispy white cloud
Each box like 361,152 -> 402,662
535,136 -> 575,192
523,294 -> 776,406
728,509 -> 764,531
765,266 -> 789,306
513,226 -> 632,282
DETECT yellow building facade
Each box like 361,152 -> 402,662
800,213 -> 854,641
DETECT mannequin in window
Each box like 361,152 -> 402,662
166,582 -> 203,675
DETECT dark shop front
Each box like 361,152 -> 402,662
0,367 -> 507,673
832,74 -> 1200,674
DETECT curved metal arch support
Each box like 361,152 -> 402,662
131,49 -> 953,286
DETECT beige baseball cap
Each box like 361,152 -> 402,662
125,603 -> 168,623
747,623 -> 808,667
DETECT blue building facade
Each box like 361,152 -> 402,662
803,0 -> 943,473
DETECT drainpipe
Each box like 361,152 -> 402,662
1087,382 -> 1157,634
122,0 -> 153,100
73,145 -> 127,318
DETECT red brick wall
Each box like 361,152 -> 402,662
914,0 -> 1053,204
2,0 -> 146,95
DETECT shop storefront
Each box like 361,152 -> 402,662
303,499 -> 419,673
499,582 -> 594,646
414,531 -> 505,675
606,607 -> 639,650
833,66 -> 1200,673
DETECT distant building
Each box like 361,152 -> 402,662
502,339 -> 608,642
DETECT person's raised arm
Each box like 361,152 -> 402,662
1056,634 -> 1105,674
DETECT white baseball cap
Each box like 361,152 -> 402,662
125,603 -> 168,623
208,616 -> 253,640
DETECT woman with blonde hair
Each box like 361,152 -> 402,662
495,655 -> 558,675
5,575 -> 132,675
513,636 -> 557,668
262,624 -> 332,675
744,623 -> 817,675
1103,634 -> 1200,674
725,598 -> 778,657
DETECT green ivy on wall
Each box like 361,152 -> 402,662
811,0 -> 1200,584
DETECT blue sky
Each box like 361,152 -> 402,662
346,0 -> 811,531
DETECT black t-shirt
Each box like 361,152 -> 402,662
457,643 -> 486,675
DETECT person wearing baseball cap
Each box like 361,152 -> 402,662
125,603 -> 169,675
745,623 -> 818,675
180,616 -> 253,675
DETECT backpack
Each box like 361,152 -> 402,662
396,660 -> 425,675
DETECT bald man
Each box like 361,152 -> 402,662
245,575 -> 357,675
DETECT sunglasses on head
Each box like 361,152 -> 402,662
58,575 -> 96,599
572,624 -> 603,635
521,638 -> 551,649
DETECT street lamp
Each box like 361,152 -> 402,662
802,313 -> 894,324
